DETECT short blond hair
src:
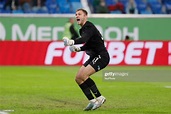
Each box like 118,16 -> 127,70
76,9 -> 88,15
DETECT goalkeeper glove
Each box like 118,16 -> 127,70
63,37 -> 74,46
69,45 -> 81,52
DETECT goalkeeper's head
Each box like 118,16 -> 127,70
75,8 -> 88,27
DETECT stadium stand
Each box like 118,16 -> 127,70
163,0 -> 171,13
0,0 -> 170,14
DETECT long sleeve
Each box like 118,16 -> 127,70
74,23 -> 94,44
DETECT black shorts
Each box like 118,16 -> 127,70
83,51 -> 110,72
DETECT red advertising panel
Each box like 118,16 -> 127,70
0,41 -> 170,66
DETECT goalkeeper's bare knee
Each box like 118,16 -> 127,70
75,74 -> 89,85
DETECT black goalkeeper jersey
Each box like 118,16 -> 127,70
74,21 -> 107,56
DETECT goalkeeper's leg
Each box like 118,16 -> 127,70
75,65 -> 104,110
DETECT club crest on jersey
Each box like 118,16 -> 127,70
97,65 -> 101,71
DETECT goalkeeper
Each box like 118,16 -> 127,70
63,8 -> 110,111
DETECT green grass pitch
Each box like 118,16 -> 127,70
0,66 -> 171,114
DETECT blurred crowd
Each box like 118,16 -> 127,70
88,0 -> 171,14
0,0 -> 47,13
0,0 -> 171,14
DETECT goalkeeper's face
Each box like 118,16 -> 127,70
75,10 -> 87,26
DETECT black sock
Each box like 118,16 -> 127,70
79,82 -> 94,100
84,78 -> 101,98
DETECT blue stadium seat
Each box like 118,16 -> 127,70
149,0 -> 160,3
36,7 -> 49,14
137,2 -> 147,12
105,0 -> 116,6
135,0 -> 148,14
163,0 -> 171,3
46,0 -> 59,14
56,0 -> 68,4
1,10 -> 11,13
140,11 -> 152,14
68,0 -> 80,2
119,0 -> 128,6
140,10 -> 152,14
0,1 -> 5,10
165,1 -> 171,14
0,1 -> 11,13
70,2 -> 83,13
1,6 -> 11,13
59,2 -> 71,13
119,0 -> 127,3
22,3 -> 32,13
148,1 -> 163,14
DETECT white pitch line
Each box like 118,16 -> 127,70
0,110 -> 14,114
164,86 -> 171,88
0,111 -> 8,114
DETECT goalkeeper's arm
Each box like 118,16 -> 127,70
63,33 -> 90,46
